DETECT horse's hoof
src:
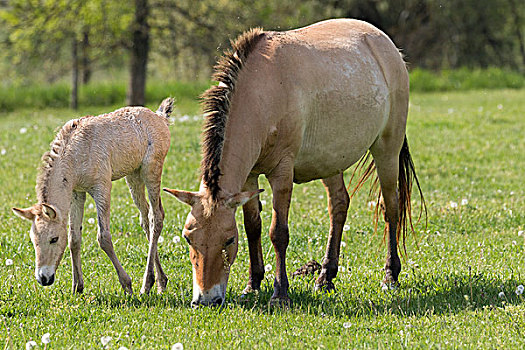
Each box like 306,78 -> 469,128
314,280 -> 336,293
269,296 -> 292,308
156,277 -> 168,294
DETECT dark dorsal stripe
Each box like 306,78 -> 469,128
200,28 -> 265,202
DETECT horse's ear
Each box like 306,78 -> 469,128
42,203 -> 58,220
225,189 -> 264,208
163,188 -> 198,206
12,206 -> 36,221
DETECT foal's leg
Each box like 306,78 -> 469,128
126,172 -> 167,293
241,175 -> 265,295
266,159 -> 294,305
370,148 -> 401,286
141,167 -> 166,295
90,183 -> 133,294
69,191 -> 86,293
315,173 -> 350,292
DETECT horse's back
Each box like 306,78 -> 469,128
261,19 -> 408,182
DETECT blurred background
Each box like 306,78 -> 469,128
0,0 -> 524,111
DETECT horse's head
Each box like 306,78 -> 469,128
164,188 -> 262,307
12,203 -> 68,287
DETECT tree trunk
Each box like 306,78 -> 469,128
508,0 -> 525,70
71,38 -> 79,110
127,0 -> 149,106
81,29 -> 92,84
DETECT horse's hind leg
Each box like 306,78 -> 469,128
126,172 -> 168,293
241,175 -> 265,295
315,173 -> 350,292
370,143 -> 402,286
141,164 -> 167,294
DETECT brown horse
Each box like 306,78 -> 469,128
164,19 -> 424,306
12,98 -> 173,295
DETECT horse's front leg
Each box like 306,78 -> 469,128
241,175 -> 265,295
91,184 -> 133,294
315,173 -> 349,292
267,160 -> 294,305
69,191 -> 86,293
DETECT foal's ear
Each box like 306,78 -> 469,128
42,203 -> 58,220
225,189 -> 264,208
12,206 -> 36,221
163,188 -> 199,206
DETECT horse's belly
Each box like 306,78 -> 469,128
293,90 -> 389,183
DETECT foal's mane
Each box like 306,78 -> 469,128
36,118 -> 82,203
200,28 -> 265,205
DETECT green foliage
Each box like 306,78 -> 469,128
0,90 -> 524,348
410,68 -> 525,92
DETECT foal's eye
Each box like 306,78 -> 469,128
50,237 -> 59,244
225,237 -> 235,246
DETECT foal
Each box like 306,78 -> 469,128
13,98 -> 173,294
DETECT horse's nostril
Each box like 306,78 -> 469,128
38,273 -> 55,286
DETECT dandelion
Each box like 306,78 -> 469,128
260,200 -> 267,206
173,235 -> 181,244
516,285 -> 524,295
367,201 -> 376,210
158,236 -> 164,244
318,195 -> 324,200
497,104 -> 503,110
5,259 -> 13,266
341,241 -> 347,248
512,240 -> 517,246
265,264 -> 272,272
41,333 -> 51,344
343,225 -> 350,232
118,347 -> 129,350
519,230 -> 524,237
0,149 -> 6,155
498,291 -> 505,299
101,336 -> 112,346
343,322 -> 351,329
449,201 -> 458,209
20,127 -> 28,134
172,343 -> 184,350
88,203 -> 94,209
461,198 -> 468,206
88,218 -> 95,225
25,340 -> 37,350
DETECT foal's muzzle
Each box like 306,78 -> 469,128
191,295 -> 223,308
36,266 -> 56,286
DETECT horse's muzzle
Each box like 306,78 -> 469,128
191,295 -> 223,308
36,266 -> 56,286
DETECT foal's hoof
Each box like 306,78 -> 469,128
120,276 -> 133,295
314,280 -> 336,293
156,277 -> 168,294
269,296 -> 292,308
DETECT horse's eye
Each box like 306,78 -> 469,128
50,237 -> 59,244
183,235 -> 191,245
225,237 -> 235,246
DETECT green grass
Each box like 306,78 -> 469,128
0,89 -> 524,348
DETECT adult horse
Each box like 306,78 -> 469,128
165,19 -> 424,306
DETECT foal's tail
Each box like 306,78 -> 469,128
349,136 -> 427,255
156,97 -> 175,119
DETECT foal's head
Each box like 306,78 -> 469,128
12,203 -> 68,286
164,188 -> 262,307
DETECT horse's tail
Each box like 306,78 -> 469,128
349,136 -> 426,255
156,97 -> 175,119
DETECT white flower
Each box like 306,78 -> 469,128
381,283 -> 389,291
118,347 -> 129,350
461,198 -> 468,206
498,291 -> 505,299
515,285 -> 524,295
172,343 -> 184,350
264,264 -> 272,272
341,241 -> 347,248
260,200 -> 267,206
5,259 -> 13,266
512,240 -> 517,246
101,336 -> 112,346
318,195 -> 324,199
158,236 -> 164,243
41,333 -> 51,344
88,218 -> 95,225
518,230 -> 524,237
88,203 -> 94,209
0,149 -> 6,155
343,225 -> 350,232
367,201 -> 376,210
497,104 -> 503,110
19,127 -> 27,134
447,108 -> 454,114
173,235 -> 181,244
343,322 -> 351,329
339,266 -> 346,272
25,340 -> 37,350
449,201 -> 458,209
179,115 -> 190,122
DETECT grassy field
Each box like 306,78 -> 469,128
0,89 -> 524,348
